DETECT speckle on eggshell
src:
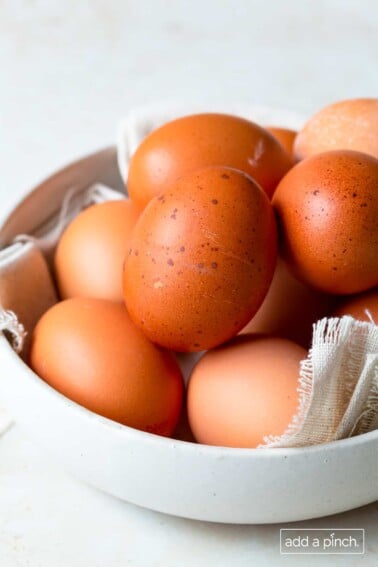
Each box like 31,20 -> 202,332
123,166 -> 277,351
273,150 -> 378,294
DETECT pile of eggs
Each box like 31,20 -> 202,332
29,98 -> 378,448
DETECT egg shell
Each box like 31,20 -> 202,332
241,257 -> 335,348
29,298 -> 183,436
55,200 -> 139,302
333,287 -> 378,323
123,166 -> 277,352
294,98 -> 378,160
266,126 -> 297,157
273,150 -> 378,295
187,335 -> 306,448
127,113 -> 293,209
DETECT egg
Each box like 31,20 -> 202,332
266,127 -> 297,157
29,298 -> 183,436
273,150 -> 378,295
127,113 -> 293,209
187,335 -> 306,448
123,166 -> 277,352
241,257 -> 335,348
333,288 -> 378,323
294,98 -> 378,160
55,200 -> 139,302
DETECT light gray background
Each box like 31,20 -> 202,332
0,1 -> 377,565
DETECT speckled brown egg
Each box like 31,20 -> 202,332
123,166 -> 277,352
273,150 -> 378,295
333,287 -> 378,323
266,127 -> 297,158
127,113 -> 293,209
295,98 -> 378,160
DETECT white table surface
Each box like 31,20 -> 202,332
0,1 -> 377,565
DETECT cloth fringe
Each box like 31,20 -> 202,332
261,316 -> 378,448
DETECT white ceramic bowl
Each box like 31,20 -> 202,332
0,112 -> 377,524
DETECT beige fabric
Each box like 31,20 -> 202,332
13,183 -> 125,264
0,309 -> 26,353
262,316 -> 378,447
0,242 -> 57,360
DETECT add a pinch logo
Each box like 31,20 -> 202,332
280,529 -> 365,555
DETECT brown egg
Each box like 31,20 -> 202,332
187,335 -> 306,448
123,166 -> 277,352
30,298 -> 183,436
273,150 -> 378,295
333,288 -> 378,323
295,98 -> 378,160
127,113 -> 293,209
241,257 -> 335,348
266,127 -> 297,157
55,200 -> 139,302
